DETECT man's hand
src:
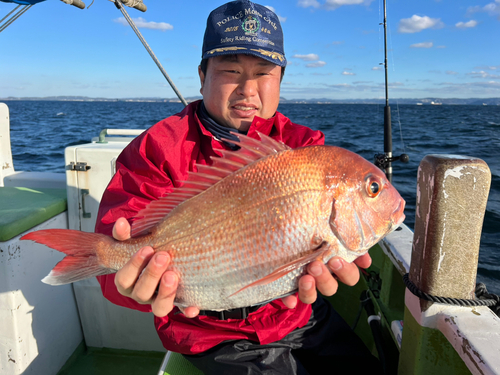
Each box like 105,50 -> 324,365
281,254 -> 372,308
112,217 -> 200,318
114,217 -> 370,314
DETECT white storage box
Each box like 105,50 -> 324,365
64,130 -> 164,352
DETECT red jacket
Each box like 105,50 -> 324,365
95,100 -> 325,354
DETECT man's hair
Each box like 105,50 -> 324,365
199,57 -> 286,82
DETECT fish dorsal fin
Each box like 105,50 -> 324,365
130,131 -> 290,237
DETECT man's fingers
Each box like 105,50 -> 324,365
294,255 -> 368,306
354,253 -> 372,270
298,261 -> 339,305
151,272 -> 179,317
115,246 -> 155,296
183,306 -> 200,318
153,273 -> 200,318
114,248 -> 189,318
328,257 -> 360,287
307,261 -> 338,296
130,251 -> 171,304
113,217 -> 131,241
297,274 -> 317,305
281,294 -> 298,309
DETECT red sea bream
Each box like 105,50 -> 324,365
22,132 -> 405,311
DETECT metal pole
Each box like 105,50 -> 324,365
0,4 -> 22,25
383,0 -> 392,182
114,0 -> 188,107
0,5 -> 32,34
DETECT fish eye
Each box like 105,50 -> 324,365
365,177 -> 382,198
370,182 -> 380,194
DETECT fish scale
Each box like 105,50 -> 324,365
21,132 -> 405,312
146,148 -> 351,310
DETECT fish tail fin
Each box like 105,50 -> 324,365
21,229 -> 114,285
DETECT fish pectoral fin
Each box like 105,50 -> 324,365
330,200 -> 367,251
229,243 -> 330,298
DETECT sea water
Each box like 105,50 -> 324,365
5,100 -> 500,294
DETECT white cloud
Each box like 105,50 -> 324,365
467,1 -> 500,19
306,61 -> 327,68
467,71 -> 500,79
446,71 -> 459,75
456,20 -> 477,28
324,0 -> 374,10
475,65 -> 500,71
342,71 -> 356,75
410,42 -> 434,48
298,0 -> 374,11
398,15 -> 444,33
114,17 -> 173,31
433,81 -> 500,95
264,6 -> 287,23
372,66 -> 383,71
280,78 -> 500,99
298,0 -> 320,8
293,54 -> 320,61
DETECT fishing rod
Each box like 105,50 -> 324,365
113,0 -> 188,107
374,0 -> 408,182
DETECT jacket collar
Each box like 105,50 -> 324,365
189,100 -> 286,153
192,100 -> 286,142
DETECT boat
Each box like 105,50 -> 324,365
1,1 -> 499,375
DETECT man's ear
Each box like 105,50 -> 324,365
198,65 -> 205,95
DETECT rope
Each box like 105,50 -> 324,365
403,273 -> 500,316
475,282 -> 500,316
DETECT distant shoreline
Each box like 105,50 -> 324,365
2,97 -> 500,106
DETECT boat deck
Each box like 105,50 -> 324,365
57,343 -> 165,375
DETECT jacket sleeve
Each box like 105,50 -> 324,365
95,127 -> 178,312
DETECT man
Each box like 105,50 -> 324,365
96,1 -> 381,373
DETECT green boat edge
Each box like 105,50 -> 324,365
52,242 -> 475,375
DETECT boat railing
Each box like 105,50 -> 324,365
381,154 -> 500,374
0,102 -> 66,189
96,128 -> 146,144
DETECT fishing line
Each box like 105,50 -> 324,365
376,0 -> 383,137
385,0 -> 407,154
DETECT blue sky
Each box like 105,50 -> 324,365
1,0 -> 499,100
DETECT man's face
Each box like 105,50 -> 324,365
199,54 -> 282,132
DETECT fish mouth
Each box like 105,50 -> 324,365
391,199 -> 406,227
